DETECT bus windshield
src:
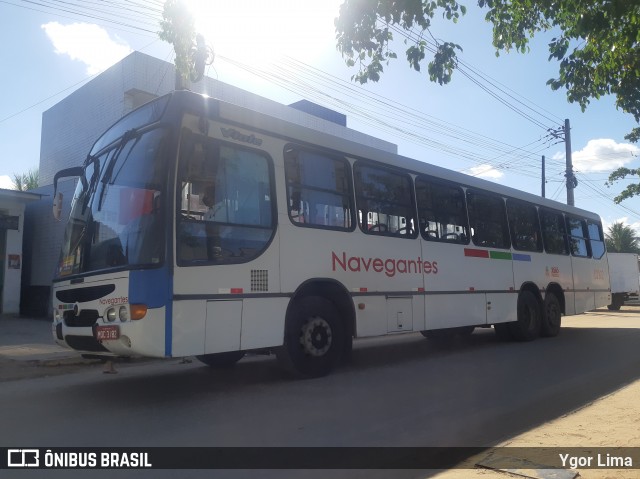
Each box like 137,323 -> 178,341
56,126 -> 169,278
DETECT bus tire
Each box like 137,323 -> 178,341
276,296 -> 344,378
196,351 -> 245,367
607,293 -> 624,310
541,293 -> 562,337
509,291 -> 541,341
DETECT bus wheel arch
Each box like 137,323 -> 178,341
278,280 -> 354,377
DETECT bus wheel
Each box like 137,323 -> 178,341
196,351 -> 245,367
509,291 -> 541,341
277,296 -> 344,378
541,293 -> 562,337
607,293 -> 624,311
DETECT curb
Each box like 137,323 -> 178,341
23,355 -> 104,367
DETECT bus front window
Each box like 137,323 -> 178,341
56,127 -> 168,277
176,130 -> 275,265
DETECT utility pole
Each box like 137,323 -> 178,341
564,118 -> 576,206
549,119 -> 577,206
541,155 -> 545,198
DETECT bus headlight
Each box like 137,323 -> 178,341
119,306 -> 129,322
106,308 -> 117,322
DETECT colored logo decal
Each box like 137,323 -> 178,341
464,248 -> 531,262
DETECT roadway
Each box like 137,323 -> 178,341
1,308 -> 639,479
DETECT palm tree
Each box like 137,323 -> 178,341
12,168 -> 39,191
605,222 -> 640,253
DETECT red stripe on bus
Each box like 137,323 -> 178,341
464,248 -> 490,258
230,288 -> 243,294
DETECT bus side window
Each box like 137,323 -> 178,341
284,146 -> 354,231
416,176 -> 469,244
506,199 -> 543,252
354,162 -> 417,238
540,208 -> 569,255
289,190 -> 305,223
566,216 -> 590,257
467,190 -> 510,249
588,221 -> 605,259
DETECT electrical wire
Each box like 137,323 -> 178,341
1,0 -> 601,193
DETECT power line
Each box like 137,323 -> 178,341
3,0 -> 579,187
220,55 -> 556,181
0,73 -> 98,124
382,20 -> 561,132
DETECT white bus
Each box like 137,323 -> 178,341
51,90 -> 611,377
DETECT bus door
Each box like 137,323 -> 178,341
538,208 -> 575,314
566,217 -> 596,312
417,181 -> 496,329
463,191 -> 515,326
173,119 -> 279,356
423,241 -> 488,329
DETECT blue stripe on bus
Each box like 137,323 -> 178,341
129,267 -> 172,357
512,253 -> 532,262
165,278 -> 173,357
129,268 -> 169,307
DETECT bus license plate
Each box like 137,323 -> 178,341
95,325 -> 119,341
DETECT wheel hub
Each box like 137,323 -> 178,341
300,318 -> 332,357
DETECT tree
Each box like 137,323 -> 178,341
335,1 -> 640,197
12,168 -> 38,191
606,167 -> 640,204
159,0 -> 197,88
605,222 -> 640,254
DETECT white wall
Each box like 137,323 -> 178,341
0,193 -> 38,314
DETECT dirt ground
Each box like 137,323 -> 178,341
432,375 -> 640,479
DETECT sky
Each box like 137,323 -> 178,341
1,0 -> 639,234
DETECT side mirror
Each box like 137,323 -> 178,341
53,192 -> 63,221
52,164 -> 84,221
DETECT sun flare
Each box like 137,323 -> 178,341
182,0 -> 341,65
